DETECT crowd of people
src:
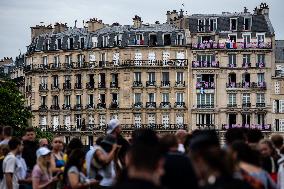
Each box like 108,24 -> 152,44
0,119 -> 283,189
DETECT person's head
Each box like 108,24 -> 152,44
39,138 -> 49,148
175,129 -> 187,144
100,134 -> 117,153
63,149 -> 85,184
25,127 -> 36,141
0,144 -> 9,157
225,128 -> 247,146
36,147 -> 52,171
230,141 -> 261,167
160,134 -> 178,153
271,134 -> 283,150
127,129 -> 164,185
246,129 -> 263,144
51,136 -> 63,151
3,126 -> 13,138
8,137 -> 22,154
0,126 -> 3,140
66,138 -> 83,156
259,139 -> 276,158
106,119 -> 121,136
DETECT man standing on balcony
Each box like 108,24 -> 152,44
106,119 -> 129,170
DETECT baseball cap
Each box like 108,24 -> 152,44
36,147 -> 51,158
106,119 -> 120,134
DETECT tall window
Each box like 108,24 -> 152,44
257,73 -> 265,82
243,54 -> 251,64
209,18 -> 217,31
162,114 -> 170,127
197,54 -> 215,63
148,114 -> 156,125
176,72 -> 184,83
198,19 -> 205,32
148,93 -> 156,102
257,54 -> 265,63
176,93 -> 184,103
148,72 -> 156,82
243,34 -> 251,44
52,96 -> 59,106
197,114 -> 214,126
162,93 -> 169,102
242,93 -> 250,104
42,56 -> 48,65
256,93 -> 265,103
134,93 -> 142,103
88,94 -> 94,105
244,17 -> 251,30
228,93 -> 236,106
40,96 -> 46,106
64,95 -> 70,106
162,72 -> 170,82
275,82 -> 280,94
197,94 -> 214,107
134,72 -> 141,82
242,114 -> 250,125
228,54 -> 237,65
230,18 -> 237,31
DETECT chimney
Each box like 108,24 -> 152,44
259,2 -> 269,15
53,22 -> 68,33
86,18 -> 105,32
133,15 -> 142,28
166,10 -> 179,24
30,24 -> 53,41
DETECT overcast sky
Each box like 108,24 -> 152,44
0,0 -> 283,59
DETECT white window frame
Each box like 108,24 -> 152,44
198,19 -> 205,32
176,93 -> 184,103
242,93 -> 250,104
209,18 -> 217,31
228,93 -> 237,105
256,93 -> 265,103
243,17 -> 252,31
275,81 -> 280,94
230,18 -> 238,31
176,72 -> 184,83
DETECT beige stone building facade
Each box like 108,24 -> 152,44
19,3 -> 281,142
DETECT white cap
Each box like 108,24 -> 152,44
107,119 -> 120,134
36,147 -> 51,158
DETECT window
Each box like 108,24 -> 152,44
40,96 -> 46,106
230,18 -> 237,31
163,34 -> 171,46
228,93 -> 236,105
242,93 -> 250,104
64,115 -> 71,127
75,114 -> 82,128
68,38 -> 74,49
197,114 -> 214,126
275,82 -> 280,94
99,115 -> 106,126
243,34 -> 251,44
162,72 -> 169,82
280,100 -> 284,113
209,18 -> 217,31
88,115 -> 95,125
134,52 -> 142,65
176,34 -> 183,45
148,93 -> 156,102
148,52 -> 156,65
113,53 -> 120,65
257,114 -> 265,126
176,114 -> 184,125
242,114 -> 250,125
42,56 -> 48,65
41,76 -> 48,85
197,54 -> 215,63
228,54 -> 237,66
64,75 -> 71,83
52,96 -> 59,106
52,116 -> 59,128
148,114 -> 156,125
148,72 -> 155,82
162,114 -> 170,127
134,114 -> 142,127
257,33 -> 265,43
198,19 -> 205,32
176,72 -> 184,82
244,17 -> 251,30
162,93 -> 169,102
54,56 -> 60,67
103,36 -> 109,47
114,34 -> 122,46
64,95 -> 70,106
135,34 -> 144,45
149,34 -> 157,46
39,116 -> 47,126
80,37 -> 85,49
243,54 -> 251,64
197,94 -> 214,106
65,55 -> 72,64
257,73 -> 265,82
257,54 -> 265,63
57,39 -> 62,49
52,75 -> 58,87
176,93 -> 184,103
134,93 -> 141,103
92,36 -> 98,47
88,94 -> 94,105
134,72 -> 141,82
89,54 -> 96,62
162,51 -> 170,65
257,93 -> 265,103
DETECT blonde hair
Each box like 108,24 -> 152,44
37,155 -> 52,177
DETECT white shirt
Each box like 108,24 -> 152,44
0,152 -> 19,189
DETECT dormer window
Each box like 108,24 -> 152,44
176,34 -> 184,45
68,38 -> 74,49
244,17 -> 251,31
80,37 -> 85,49
103,36 -> 109,47
230,18 -> 238,31
163,34 -> 171,46
43,39 -> 50,51
198,19 -> 205,32
92,36 -> 98,48
149,34 -> 157,46
114,34 -> 122,46
209,18 -> 217,31
135,34 -> 144,45
57,39 -> 62,50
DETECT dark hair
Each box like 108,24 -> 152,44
25,127 -> 35,133
246,129 -> 263,144
66,138 -> 83,156
231,141 -> 261,166
225,128 -> 247,145
8,137 -> 21,150
3,126 -> 13,137
271,134 -> 283,149
160,134 -> 178,153
63,149 -> 85,184
128,129 -> 162,171
259,139 -> 278,158
0,126 -> 3,134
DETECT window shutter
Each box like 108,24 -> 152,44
280,100 -> 284,113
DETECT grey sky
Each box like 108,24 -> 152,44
0,0 -> 283,59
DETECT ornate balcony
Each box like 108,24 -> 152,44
242,103 -> 251,108
196,124 -> 216,130
74,83 -> 82,89
86,82 -> 95,90
146,102 -> 156,108
98,82 -> 106,89
63,83 -> 72,90
175,81 -> 185,87
86,104 -> 94,109
192,42 -> 220,49
146,81 -> 156,87
38,105 -> 48,111
197,104 -> 214,109
50,105 -> 60,110
222,124 -> 271,131
256,103 -> 265,108
160,102 -> 171,108
74,104 -> 83,110
50,63 -> 61,69
228,63 -> 237,68
242,63 -> 251,68
161,81 -> 170,87
256,62 -> 265,68
110,82 -> 118,88
133,81 -> 143,87
62,104 -> 71,110
196,82 -> 215,89
51,84 -> 59,90
133,102 -> 143,109
174,102 -> 186,108
63,63 -> 74,69
39,84 -> 48,91
97,103 -> 106,109
227,104 -> 237,108
109,101 -> 119,109
192,61 -> 219,68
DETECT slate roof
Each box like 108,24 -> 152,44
276,40 -> 284,63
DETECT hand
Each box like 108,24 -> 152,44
51,176 -> 59,183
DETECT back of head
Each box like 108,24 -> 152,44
246,129 -> 263,144
271,134 -> 283,149
160,134 -> 178,153
3,126 -> 13,137
225,128 -> 246,145
64,148 -> 85,183
8,137 -> 21,151
175,129 -> 187,143
66,138 -> 83,156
